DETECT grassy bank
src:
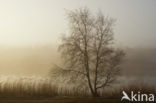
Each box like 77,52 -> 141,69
0,76 -> 155,103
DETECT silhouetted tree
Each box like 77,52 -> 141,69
51,8 -> 125,97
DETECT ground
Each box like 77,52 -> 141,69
0,96 -> 122,103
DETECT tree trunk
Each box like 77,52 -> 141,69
86,74 -> 94,96
93,91 -> 99,97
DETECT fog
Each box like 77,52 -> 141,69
0,0 -> 156,48
122,47 -> 156,77
0,0 -> 155,81
0,45 -> 155,78
0,45 -> 59,76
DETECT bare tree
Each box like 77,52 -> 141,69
51,8 -> 125,97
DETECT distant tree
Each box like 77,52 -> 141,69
51,8 -> 125,97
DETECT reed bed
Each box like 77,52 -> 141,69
0,75 -> 155,99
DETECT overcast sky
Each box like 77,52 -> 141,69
0,0 -> 156,48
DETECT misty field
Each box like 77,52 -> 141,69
0,76 -> 155,103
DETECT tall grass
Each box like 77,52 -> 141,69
0,76 -> 57,98
0,76 -> 90,98
101,82 -> 156,99
0,76 -> 155,99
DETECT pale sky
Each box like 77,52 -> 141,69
0,0 -> 156,48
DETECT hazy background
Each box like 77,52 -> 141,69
0,0 -> 155,78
